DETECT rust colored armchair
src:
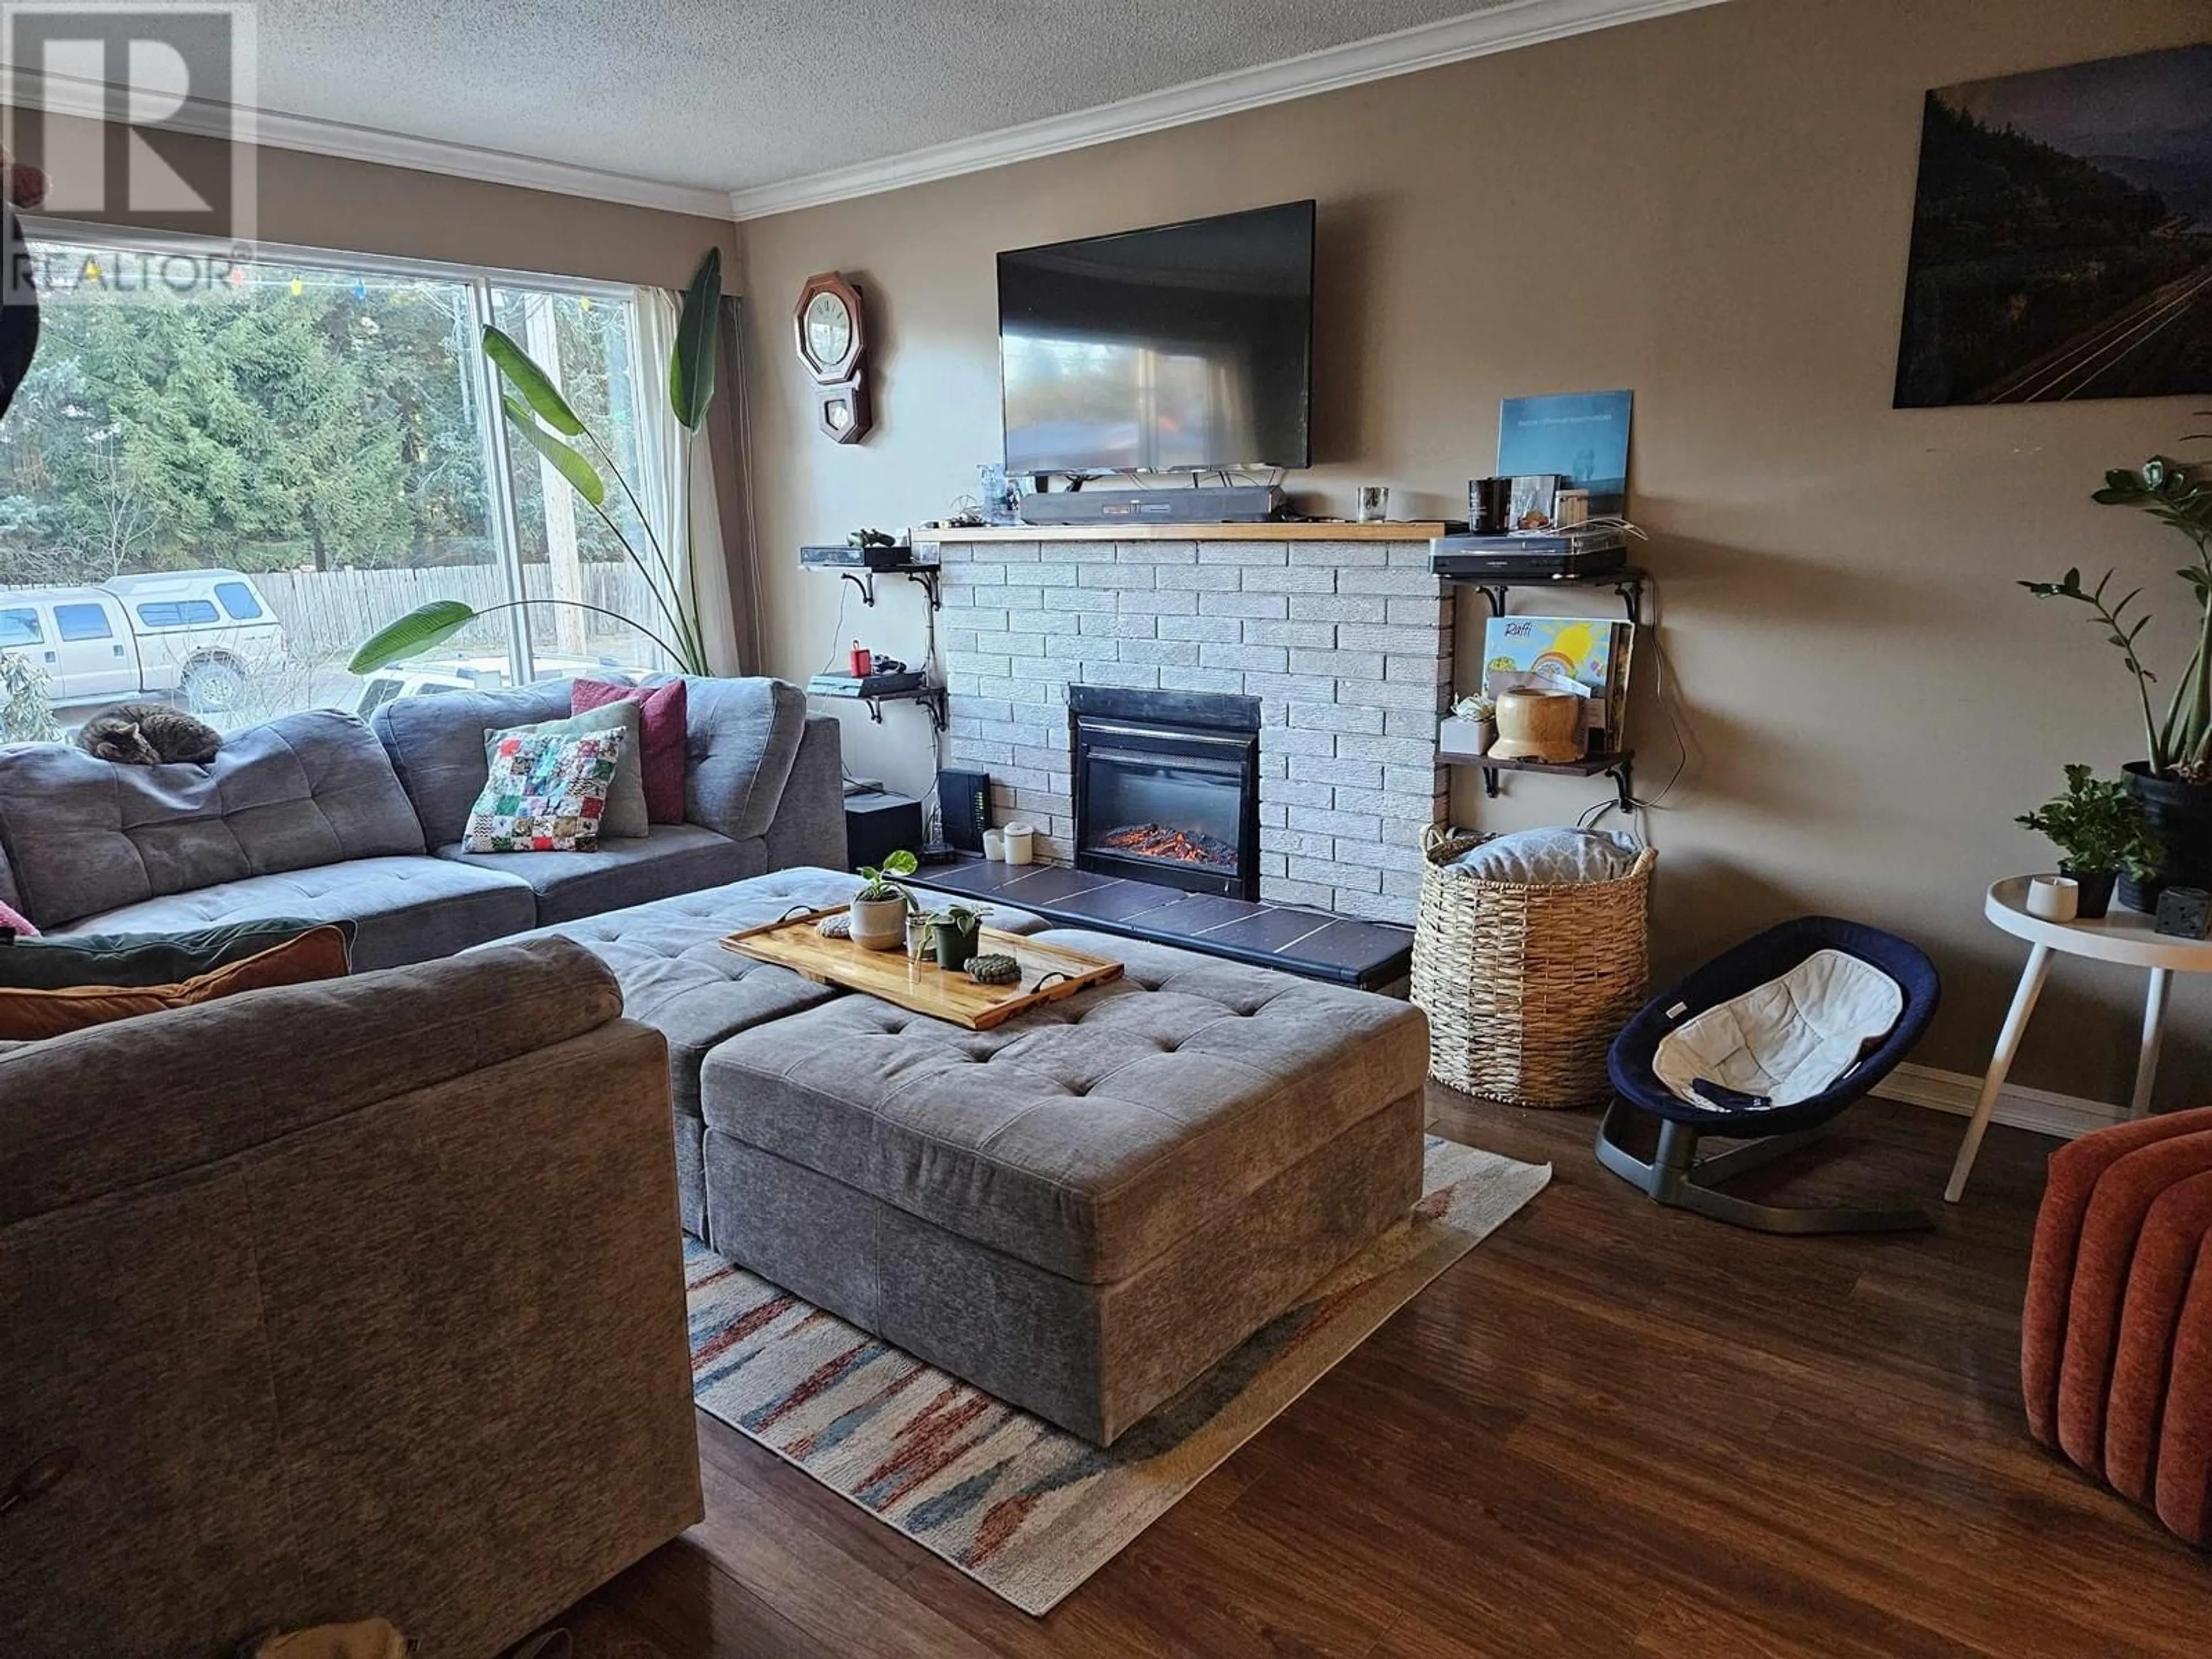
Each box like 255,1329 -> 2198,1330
2024,1105 -> 2212,1546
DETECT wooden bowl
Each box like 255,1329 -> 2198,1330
1488,688 -> 1585,763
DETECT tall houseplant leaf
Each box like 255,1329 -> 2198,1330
349,600 -> 477,673
501,396 -> 606,506
668,247 -> 722,434
355,247 -> 727,680
483,325 -> 586,436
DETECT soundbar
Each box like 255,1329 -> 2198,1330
1021,484 -> 1286,527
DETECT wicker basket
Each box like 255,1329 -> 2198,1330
1410,827 -> 1656,1108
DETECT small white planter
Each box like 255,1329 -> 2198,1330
850,894 -> 910,951
1438,715 -> 1492,758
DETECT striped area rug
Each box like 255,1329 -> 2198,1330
685,1137 -> 1550,1615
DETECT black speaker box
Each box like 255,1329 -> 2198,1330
937,768 -> 993,853
844,791 -> 925,873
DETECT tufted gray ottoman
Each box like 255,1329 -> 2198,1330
698,930 -> 1430,1444
521,866 -> 1051,1237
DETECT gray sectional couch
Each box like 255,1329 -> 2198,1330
0,937 -> 704,1659
0,688 -> 1434,1456
0,677 -> 846,967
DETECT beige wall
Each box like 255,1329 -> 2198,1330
249,146 -> 738,290
739,0 -> 2211,1101
20,115 -> 737,289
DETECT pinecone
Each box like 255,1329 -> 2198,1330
817,912 -> 853,938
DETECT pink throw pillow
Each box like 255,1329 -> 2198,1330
0,899 -> 37,937
571,677 -> 688,824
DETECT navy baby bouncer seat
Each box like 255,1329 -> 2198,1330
1599,916 -> 1942,1234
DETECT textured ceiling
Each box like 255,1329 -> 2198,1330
248,0 -> 1527,195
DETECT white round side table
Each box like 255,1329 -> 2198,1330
1946,876 -> 2212,1203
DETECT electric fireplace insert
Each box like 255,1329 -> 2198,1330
1069,685 -> 1261,900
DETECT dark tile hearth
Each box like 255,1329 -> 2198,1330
921,855 -> 1412,991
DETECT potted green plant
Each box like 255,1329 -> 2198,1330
2015,765 -> 2159,921
2023,421 -> 2212,907
922,902 -> 988,970
850,851 -> 918,951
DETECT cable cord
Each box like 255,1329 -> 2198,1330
1574,573 -> 1691,836
817,579 -> 853,676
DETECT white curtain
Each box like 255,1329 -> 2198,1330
637,288 -> 743,675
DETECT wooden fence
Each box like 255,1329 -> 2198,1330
253,565 -> 665,661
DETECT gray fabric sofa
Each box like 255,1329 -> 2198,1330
0,677 -> 846,969
0,938 -> 703,1659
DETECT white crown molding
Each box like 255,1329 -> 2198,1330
9,68 -> 732,219
728,0 -> 1733,220
1874,1060 -> 2123,1143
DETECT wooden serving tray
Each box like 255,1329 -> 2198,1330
721,907 -> 1124,1031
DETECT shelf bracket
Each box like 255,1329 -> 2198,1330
835,565 -> 941,612
859,687 -> 948,732
1478,753 -> 1636,813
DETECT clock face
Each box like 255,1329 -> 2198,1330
805,291 -> 853,368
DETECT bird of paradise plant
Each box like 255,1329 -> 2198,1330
350,247 -> 724,677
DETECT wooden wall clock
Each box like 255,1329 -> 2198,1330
794,271 -> 872,444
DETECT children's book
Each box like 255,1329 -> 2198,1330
1482,615 -> 1634,751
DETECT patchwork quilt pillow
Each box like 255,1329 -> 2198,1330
464,729 -> 629,853
485,699 -> 647,839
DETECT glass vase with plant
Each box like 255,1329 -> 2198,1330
2022,422 -> 2212,906
2015,764 -> 2160,920
350,248 -> 725,679
849,850 -> 918,952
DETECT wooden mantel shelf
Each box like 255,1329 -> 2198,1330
916,521 -> 1449,543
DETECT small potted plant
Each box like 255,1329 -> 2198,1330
922,902 -> 988,969
850,850 -> 919,950
1440,692 -> 1496,758
2016,765 -> 2160,921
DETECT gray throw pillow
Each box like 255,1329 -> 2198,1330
485,701 -> 648,839
1447,826 -> 1642,885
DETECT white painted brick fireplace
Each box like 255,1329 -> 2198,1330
920,531 -> 1453,924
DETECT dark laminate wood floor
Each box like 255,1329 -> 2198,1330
562,1090 -> 2211,1658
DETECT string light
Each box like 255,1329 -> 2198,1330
352,280 -> 368,300
80,257 -> 100,283
289,277 -> 304,296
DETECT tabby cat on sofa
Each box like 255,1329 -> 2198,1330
75,703 -> 222,766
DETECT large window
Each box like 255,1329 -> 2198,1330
0,234 -> 664,743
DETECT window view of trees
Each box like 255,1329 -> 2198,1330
0,240 -> 658,742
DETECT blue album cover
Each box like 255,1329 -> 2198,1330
1497,390 -> 1633,509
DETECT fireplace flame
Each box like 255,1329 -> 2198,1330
1097,824 -> 1237,869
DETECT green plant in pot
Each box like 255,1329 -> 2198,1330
2023,420 -> 2212,907
922,903 -> 989,971
850,850 -> 918,952
2015,765 -> 2159,921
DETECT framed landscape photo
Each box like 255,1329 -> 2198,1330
1892,44 -> 2212,408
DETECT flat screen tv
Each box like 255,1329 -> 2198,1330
998,199 -> 1315,476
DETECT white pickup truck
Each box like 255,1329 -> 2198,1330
0,569 -> 286,714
